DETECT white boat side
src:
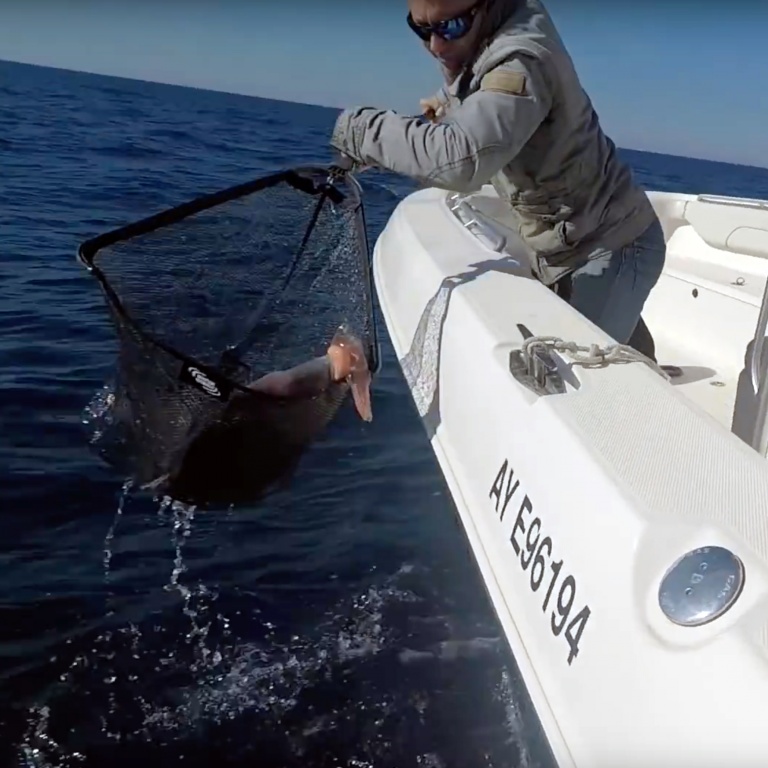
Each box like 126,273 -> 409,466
372,183 -> 768,768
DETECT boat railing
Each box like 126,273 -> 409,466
446,192 -> 508,252
696,194 -> 768,210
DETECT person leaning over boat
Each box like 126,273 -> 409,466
329,0 -> 666,350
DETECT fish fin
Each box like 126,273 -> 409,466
348,365 -> 373,422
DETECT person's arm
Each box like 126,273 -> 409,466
330,56 -> 552,192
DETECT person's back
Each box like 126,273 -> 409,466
454,0 -> 656,286
330,0 -> 666,350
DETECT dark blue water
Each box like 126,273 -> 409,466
3,59 -> 768,768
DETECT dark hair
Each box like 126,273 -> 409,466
455,0 -> 523,89
475,0 -> 522,50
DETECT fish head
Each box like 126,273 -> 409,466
328,326 -> 373,422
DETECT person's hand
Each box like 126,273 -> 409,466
330,151 -> 369,176
419,96 -> 446,122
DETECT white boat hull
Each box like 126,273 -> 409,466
372,184 -> 768,767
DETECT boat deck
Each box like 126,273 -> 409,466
454,186 -> 768,437
644,224 -> 767,435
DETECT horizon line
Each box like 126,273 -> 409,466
3,56 -> 766,173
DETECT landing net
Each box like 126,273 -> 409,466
79,166 -> 378,490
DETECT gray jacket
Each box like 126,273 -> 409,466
330,0 -> 656,285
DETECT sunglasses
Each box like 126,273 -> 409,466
406,0 -> 485,42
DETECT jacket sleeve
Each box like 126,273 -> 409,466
330,57 -> 552,192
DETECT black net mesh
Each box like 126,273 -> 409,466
81,167 -> 376,499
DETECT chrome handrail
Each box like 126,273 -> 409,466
446,193 -> 507,252
697,194 -> 768,210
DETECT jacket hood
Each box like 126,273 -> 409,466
442,0 -> 524,86
446,0 -> 543,93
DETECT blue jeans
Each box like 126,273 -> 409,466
568,218 -> 667,345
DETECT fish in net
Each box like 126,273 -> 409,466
79,166 -> 379,508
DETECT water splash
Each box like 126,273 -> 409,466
81,382 -> 115,446
161,498 -> 227,670
102,479 -> 133,581
18,706 -> 86,768
13,506 -> 528,768
8,468 -> 536,767
14,558 -> 525,766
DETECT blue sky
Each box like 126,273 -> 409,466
2,0 -> 766,167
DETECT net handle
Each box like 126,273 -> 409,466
348,172 -> 381,376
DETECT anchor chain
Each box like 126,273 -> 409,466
521,335 -> 671,382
